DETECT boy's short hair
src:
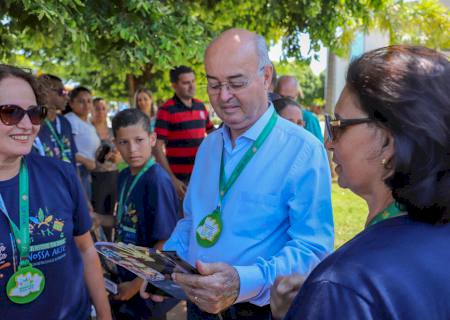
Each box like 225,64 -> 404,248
170,65 -> 194,83
112,108 -> 151,137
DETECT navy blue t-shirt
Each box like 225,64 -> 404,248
0,154 -> 92,319
115,163 -> 179,318
285,216 -> 450,320
117,163 -> 179,249
32,115 -> 78,168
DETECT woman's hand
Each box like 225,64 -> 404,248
270,274 -> 305,319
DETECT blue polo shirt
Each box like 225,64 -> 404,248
0,154 -> 92,319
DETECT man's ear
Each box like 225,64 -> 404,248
263,65 -> 273,90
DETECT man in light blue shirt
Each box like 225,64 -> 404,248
149,29 -> 333,319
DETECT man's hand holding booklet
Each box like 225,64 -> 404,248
94,242 -> 197,300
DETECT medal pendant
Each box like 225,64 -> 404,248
196,208 -> 223,248
6,265 -> 46,304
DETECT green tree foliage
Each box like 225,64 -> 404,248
0,0 -> 448,102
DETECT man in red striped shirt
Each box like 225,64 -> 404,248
154,66 -> 214,199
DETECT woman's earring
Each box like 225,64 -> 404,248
381,159 -> 387,167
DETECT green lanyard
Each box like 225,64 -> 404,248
0,159 -> 31,268
117,158 -> 155,224
218,110 -> 278,206
367,202 -> 406,227
45,119 -> 69,160
196,111 -> 278,247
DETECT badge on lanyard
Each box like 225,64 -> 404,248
0,159 -> 46,303
196,111 -> 278,248
6,265 -> 45,304
196,207 -> 223,248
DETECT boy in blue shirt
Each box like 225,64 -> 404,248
111,108 -> 179,319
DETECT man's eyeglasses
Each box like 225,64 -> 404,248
206,80 -> 251,95
0,105 -> 48,126
325,114 -> 373,141
206,67 -> 265,96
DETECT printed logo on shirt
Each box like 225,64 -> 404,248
28,208 -> 67,266
117,202 -> 138,244
0,243 -> 12,280
44,135 -> 72,160
199,111 -> 206,120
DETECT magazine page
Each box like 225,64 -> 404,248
95,242 -> 196,299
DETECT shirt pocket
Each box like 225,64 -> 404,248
233,191 -> 282,240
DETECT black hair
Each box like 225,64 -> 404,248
64,86 -> 91,114
346,45 -> 450,224
0,64 -> 46,106
93,97 -> 105,104
69,86 -> 91,101
273,97 -> 301,114
170,65 -> 194,83
112,108 -> 151,137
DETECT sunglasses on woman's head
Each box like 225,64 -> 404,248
0,105 -> 48,126
325,114 -> 373,142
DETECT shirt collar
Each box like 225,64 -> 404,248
221,104 -> 275,148
173,94 -> 194,109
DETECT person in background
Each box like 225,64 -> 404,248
153,66 -> 214,200
142,28 -> 333,320
0,64 -> 111,319
65,86 -> 100,199
273,97 -> 304,127
111,108 -> 179,320
91,97 -> 119,238
33,74 -> 78,168
275,75 -> 324,142
272,45 -> 450,320
134,87 -> 156,131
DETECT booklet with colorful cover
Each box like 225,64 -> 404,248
94,242 -> 197,300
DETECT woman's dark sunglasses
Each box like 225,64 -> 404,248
325,114 -> 373,141
0,105 -> 48,126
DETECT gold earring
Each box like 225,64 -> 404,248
381,159 -> 387,166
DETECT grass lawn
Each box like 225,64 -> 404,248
332,182 -> 368,249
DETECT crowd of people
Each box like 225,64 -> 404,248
0,28 -> 449,320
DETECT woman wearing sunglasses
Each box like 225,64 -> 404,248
0,65 -> 111,319
271,45 -> 450,319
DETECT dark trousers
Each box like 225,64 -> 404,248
187,302 -> 271,320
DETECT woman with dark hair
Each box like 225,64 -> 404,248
272,97 -> 305,127
65,86 -> 100,199
0,65 -> 111,318
271,45 -> 450,319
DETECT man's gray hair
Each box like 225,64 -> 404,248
255,34 -> 271,74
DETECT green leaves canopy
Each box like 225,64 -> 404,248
0,0 -> 448,101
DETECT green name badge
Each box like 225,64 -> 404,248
196,208 -> 223,248
6,265 -> 46,304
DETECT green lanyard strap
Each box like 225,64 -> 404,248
45,119 -> 68,157
218,110 -> 278,206
117,158 -> 155,224
367,202 -> 406,227
0,159 -> 31,268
